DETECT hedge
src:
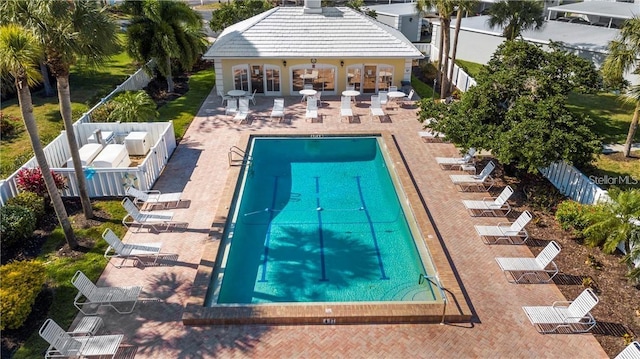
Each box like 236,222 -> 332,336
0,260 -> 46,330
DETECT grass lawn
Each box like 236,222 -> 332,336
455,59 -> 484,78
567,92 -> 637,144
411,75 -> 436,100
13,200 -> 126,359
582,151 -> 640,190
158,67 -> 215,140
0,35 -> 135,178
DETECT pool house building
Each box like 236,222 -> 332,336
202,0 -> 424,97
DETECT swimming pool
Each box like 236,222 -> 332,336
207,136 -> 439,305
182,130 -> 472,326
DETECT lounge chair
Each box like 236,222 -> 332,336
126,186 -> 183,210
71,270 -> 142,315
340,96 -> 354,122
495,241 -> 561,283
121,197 -> 179,232
225,98 -> 238,115
400,89 -> 416,107
475,210 -> 532,244
306,97 -> 318,121
370,95 -> 386,122
234,97 -> 250,123
450,161 -> 496,191
615,342 -> 640,359
103,228 -> 163,268
379,91 -> 388,107
462,185 -> 513,217
522,288 -> 599,334
39,318 -> 123,359
435,148 -> 476,170
270,98 -> 285,122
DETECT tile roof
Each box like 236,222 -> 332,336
203,7 -> 424,59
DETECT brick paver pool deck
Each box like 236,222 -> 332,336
91,89 -> 608,358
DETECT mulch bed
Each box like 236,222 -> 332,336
488,161 -> 640,358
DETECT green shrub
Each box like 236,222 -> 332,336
7,192 -> 45,223
555,200 -> 592,234
0,205 -> 36,249
0,260 -> 46,330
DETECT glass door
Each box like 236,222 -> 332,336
362,65 -> 377,94
232,65 -> 249,91
346,66 -> 362,91
250,65 -> 264,94
264,65 -> 281,96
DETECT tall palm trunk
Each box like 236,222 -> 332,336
436,21 -> 445,97
39,61 -> 54,97
623,103 -> 639,157
448,10 -> 464,95
56,75 -> 94,219
166,57 -> 174,93
16,77 -> 77,249
440,18 -> 451,99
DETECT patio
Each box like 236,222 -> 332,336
90,88 -> 608,358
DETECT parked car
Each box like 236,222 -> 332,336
555,17 -> 590,25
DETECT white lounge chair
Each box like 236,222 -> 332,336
340,96 -> 354,122
450,161 -> 496,191
217,88 -> 231,105
103,228 -> 163,268
225,98 -> 238,115
522,288 -> 599,334
615,342 -> 640,359
379,91 -> 388,107
436,148 -> 477,170
475,210 -> 532,244
495,241 -> 561,283
462,185 -> 513,217
121,197 -> 179,232
126,186 -> 183,209
71,270 -> 142,315
400,89 -> 416,107
270,98 -> 285,122
306,97 -> 318,121
370,95 -> 386,122
39,318 -> 123,359
234,97 -> 250,123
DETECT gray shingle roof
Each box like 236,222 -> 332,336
203,7 -> 424,59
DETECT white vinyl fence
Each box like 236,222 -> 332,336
539,161 -> 610,205
427,44 -> 477,93
0,60 -> 175,205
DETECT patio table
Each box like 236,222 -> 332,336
227,90 -> 246,98
342,90 -> 360,103
387,91 -> 406,109
299,89 -> 317,102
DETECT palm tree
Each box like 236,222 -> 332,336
124,0 -> 206,93
487,0 -> 544,41
448,0 -> 479,94
416,0 -> 456,99
108,91 -> 159,122
0,24 -> 77,249
583,189 -> 640,282
602,16 -> 640,158
3,0 -> 121,219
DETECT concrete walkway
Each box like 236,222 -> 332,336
87,88 -> 608,358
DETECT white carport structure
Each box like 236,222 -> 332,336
547,1 -> 639,28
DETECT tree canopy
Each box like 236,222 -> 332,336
209,0 -> 273,33
418,41 -> 602,173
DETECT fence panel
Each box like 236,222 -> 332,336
539,161 -> 609,205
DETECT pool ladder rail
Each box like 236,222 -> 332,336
228,146 -> 252,166
419,273 -> 448,325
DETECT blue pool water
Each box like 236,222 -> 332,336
213,137 -> 437,304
